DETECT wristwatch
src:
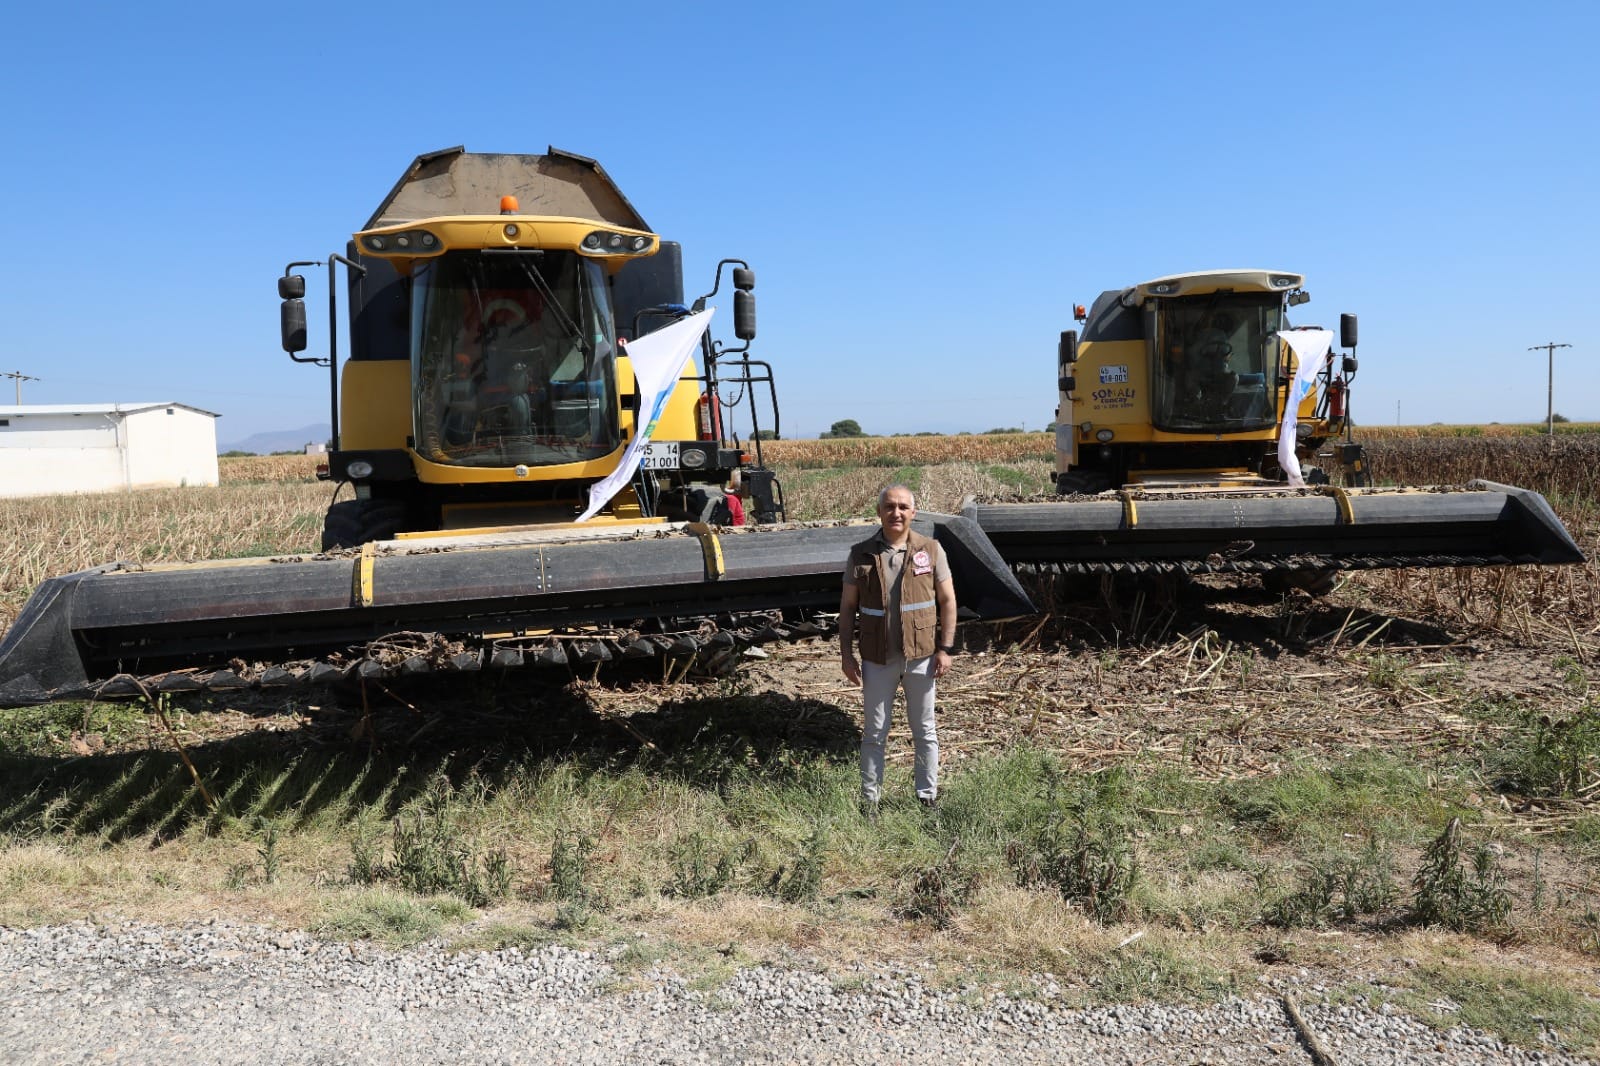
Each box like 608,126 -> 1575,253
937,644 -> 956,655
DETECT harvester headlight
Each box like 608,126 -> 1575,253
1152,282 -> 1177,295
346,460 -> 374,479
1271,275 -> 1298,288
1295,422 -> 1313,440
581,230 -> 653,254
503,224 -> 520,239
680,445 -> 710,469
1095,429 -> 1115,443
363,230 -> 442,255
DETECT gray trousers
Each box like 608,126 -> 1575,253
860,654 -> 938,803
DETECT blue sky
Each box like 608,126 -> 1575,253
2,1 -> 1594,444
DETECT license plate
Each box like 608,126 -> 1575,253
640,442 -> 679,470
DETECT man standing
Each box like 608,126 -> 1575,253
839,484 -> 958,815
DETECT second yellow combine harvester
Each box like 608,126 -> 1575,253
967,268 -> 1584,587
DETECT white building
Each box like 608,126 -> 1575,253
0,403 -> 221,498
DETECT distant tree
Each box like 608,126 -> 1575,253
219,450 -> 254,458
1044,421 -> 1057,433
983,426 -> 1024,435
822,418 -> 865,439
749,428 -> 778,440
1552,412 -> 1570,423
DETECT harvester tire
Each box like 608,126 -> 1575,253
1055,470 -> 1110,496
1264,569 -> 1339,598
321,499 -> 409,551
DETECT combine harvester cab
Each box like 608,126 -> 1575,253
974,269 -> 1583,581
0,148 -> 1034,707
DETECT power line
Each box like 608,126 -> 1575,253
2,370 -> 40,405
1528,342 -> 1573,437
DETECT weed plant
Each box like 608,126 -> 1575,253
1488,707 -> 1600,799
1407,818 -> 1512,934
1263,836 -> 1396,929
350,771 -> 514,908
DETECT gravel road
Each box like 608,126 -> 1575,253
0,920 -> 1591,1065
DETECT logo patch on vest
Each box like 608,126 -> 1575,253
912,549 -> 932,575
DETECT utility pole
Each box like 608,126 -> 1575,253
1528,342 -> 1572,437
2,371 -> 39,405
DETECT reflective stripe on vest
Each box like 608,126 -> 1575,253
901,599 -> 936,612
859,606 -> 886,617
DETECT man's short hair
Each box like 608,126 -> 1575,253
878,483 -> 916,509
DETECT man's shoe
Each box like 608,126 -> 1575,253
918,796 -> 939,811
861,800 -> 880,825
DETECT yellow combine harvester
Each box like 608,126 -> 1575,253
297,146 -> 776,539
966,269 -> 1584,584
0,147 -> 1032,705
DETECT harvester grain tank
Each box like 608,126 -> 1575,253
966,269 -> 1583,580
0,148 -> 1034,706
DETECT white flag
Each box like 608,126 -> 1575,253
577,309 -> 715,522
1275,329 -> 1333,488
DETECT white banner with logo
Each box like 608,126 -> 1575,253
1275,328 -> 1334,488
577,309 -> 714,522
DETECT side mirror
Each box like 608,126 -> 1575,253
278,274 -> 306,300
1058,329 -> 1079,366
281,298 -> 308,353
1340,313 -> 1358,350
734,290 -> 756,341
732,267 -> 755,292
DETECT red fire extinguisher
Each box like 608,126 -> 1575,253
1327,380 -> 1346,419
696,393 -> 722,441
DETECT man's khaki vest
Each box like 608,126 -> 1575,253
847,529 -> 940,664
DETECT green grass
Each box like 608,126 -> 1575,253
317,889 -> 471,947
0,702 -> 152,757
1377,962 -> 1600,1053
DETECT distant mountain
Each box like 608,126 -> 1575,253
218,424 -> 332,456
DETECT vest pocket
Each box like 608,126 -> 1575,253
906,609 -> 937,660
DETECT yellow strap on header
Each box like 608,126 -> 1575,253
1318,485 -> 1356,525
687,522 -> 725,581
354,542 -> 377,607
1118,488 -> 1139,530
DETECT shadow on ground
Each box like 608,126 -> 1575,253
0,682 -> 859,843
986,572 -> 1468,658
